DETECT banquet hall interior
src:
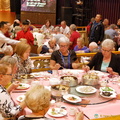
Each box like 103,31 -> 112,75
0,0 -> 120,120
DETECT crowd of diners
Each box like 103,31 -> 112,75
0,13 -> 120,120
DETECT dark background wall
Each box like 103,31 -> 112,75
10,0 -> 120,26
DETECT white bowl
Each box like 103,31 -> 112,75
49,78 -> 60,85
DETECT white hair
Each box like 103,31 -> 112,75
101,39 -> 114,49
2,45 -> 13,55
58,36 -> 70,45
89,42 -> 98,47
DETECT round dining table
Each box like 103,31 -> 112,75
11,70 -> 120,120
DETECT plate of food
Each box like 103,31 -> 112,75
16,95 -> 25,102
16,83 -> 30,90
63,94 -> 81,103
47,108 -> 67,117
99,87 -> 115,92
30,72 -> 42,77
76,85 -> 97,94
100,91 -> 117,99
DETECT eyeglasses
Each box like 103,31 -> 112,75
0,73 -> 13,76
101,49 -> 112,52
59,45 -> 68,48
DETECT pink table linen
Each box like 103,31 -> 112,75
11,70 -> 120,120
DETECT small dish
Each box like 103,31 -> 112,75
47,108 -> 67,117
16,95 -> 25,102
16,83 -> 30,90
100,91 -> 116,98
63,94 -> 81,103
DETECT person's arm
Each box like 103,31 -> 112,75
72,59 -> 80,69
0,32 -> 19,45
76,111 -> 84,120
41,45 -> 49,54
50,60 -> 61,70
7,81 -> 20,94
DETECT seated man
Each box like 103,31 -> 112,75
53,26 -> 66,43
60,21 -> 70,35
88,42 -> 100,53
39,37 -> 59,54
15,19 -> 34,45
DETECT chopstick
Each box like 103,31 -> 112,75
12,91 -> 27,93
77,107 -> 90,120
81,57 -> 86,67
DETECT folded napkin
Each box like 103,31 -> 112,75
116,94 -> 120,100
80,99 -> 90,107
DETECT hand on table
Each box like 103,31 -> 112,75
82,65 -> 90,72
107,67 -> 118,75
7,81 -> 20,93
76,111 -> 84,120
54,63 -> 61,70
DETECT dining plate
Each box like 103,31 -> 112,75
16,83 -> 30,90
47,108 -> 67,117
63,94 -> 81,103
100,92 -> 117,99
30,72 -> 42,77
16,95 -> 25,102
76,85 -> 97,94
99,87 -> 115,92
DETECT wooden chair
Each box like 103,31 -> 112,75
30,51 -> 120,72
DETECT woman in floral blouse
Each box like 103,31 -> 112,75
13,42 -> 32,79
0,63 -> 26,119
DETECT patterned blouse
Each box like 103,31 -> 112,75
13,54 -> 32,79
0,85 -> 22,118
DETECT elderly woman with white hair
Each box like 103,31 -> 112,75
50,36 -> 80,70
84,39 -> 120,75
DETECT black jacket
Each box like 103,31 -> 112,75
89,21 -> 104,44
88,52 -> 120,74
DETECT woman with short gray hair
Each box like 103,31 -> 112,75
50,36 -> 80,70
83,39 -> 120,75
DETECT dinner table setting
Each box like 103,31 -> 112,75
10,69 -> 120,120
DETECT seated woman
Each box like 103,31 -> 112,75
18,84 -> 85,120
0,63 -> 26,119
74,37 -> 89,53
0,55 -> 18,88
18,85 -> 53,120
83,39 -> 120,75
40,19 -> 54,33
50,36 -> 80,70
13,42 -> 32,79
39,37 -> 59,54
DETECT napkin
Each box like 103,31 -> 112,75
116,94 -> 120,100
80,99 -> 90,107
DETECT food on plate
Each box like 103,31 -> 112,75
20,74 -> 34,79
17,95 -> 25,102
51,108 -> 63,115
101,87 -> 114,92
79,86 -> 95,93
82,72 -> 99,85
102,91 -> 112,96
82,72 -> 99,80
52,84 -> 69,91
60,76 -> 77,82
16,83 -> 29,89
67,96 -> 77,101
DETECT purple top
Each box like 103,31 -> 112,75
74,46 -> 89,53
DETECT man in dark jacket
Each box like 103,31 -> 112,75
89,14 -> 104,45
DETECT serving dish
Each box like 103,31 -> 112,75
82,72 -> 99,86
51,84 -> 70,97
60,76 -> 78,86
76,85 -> 97,94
